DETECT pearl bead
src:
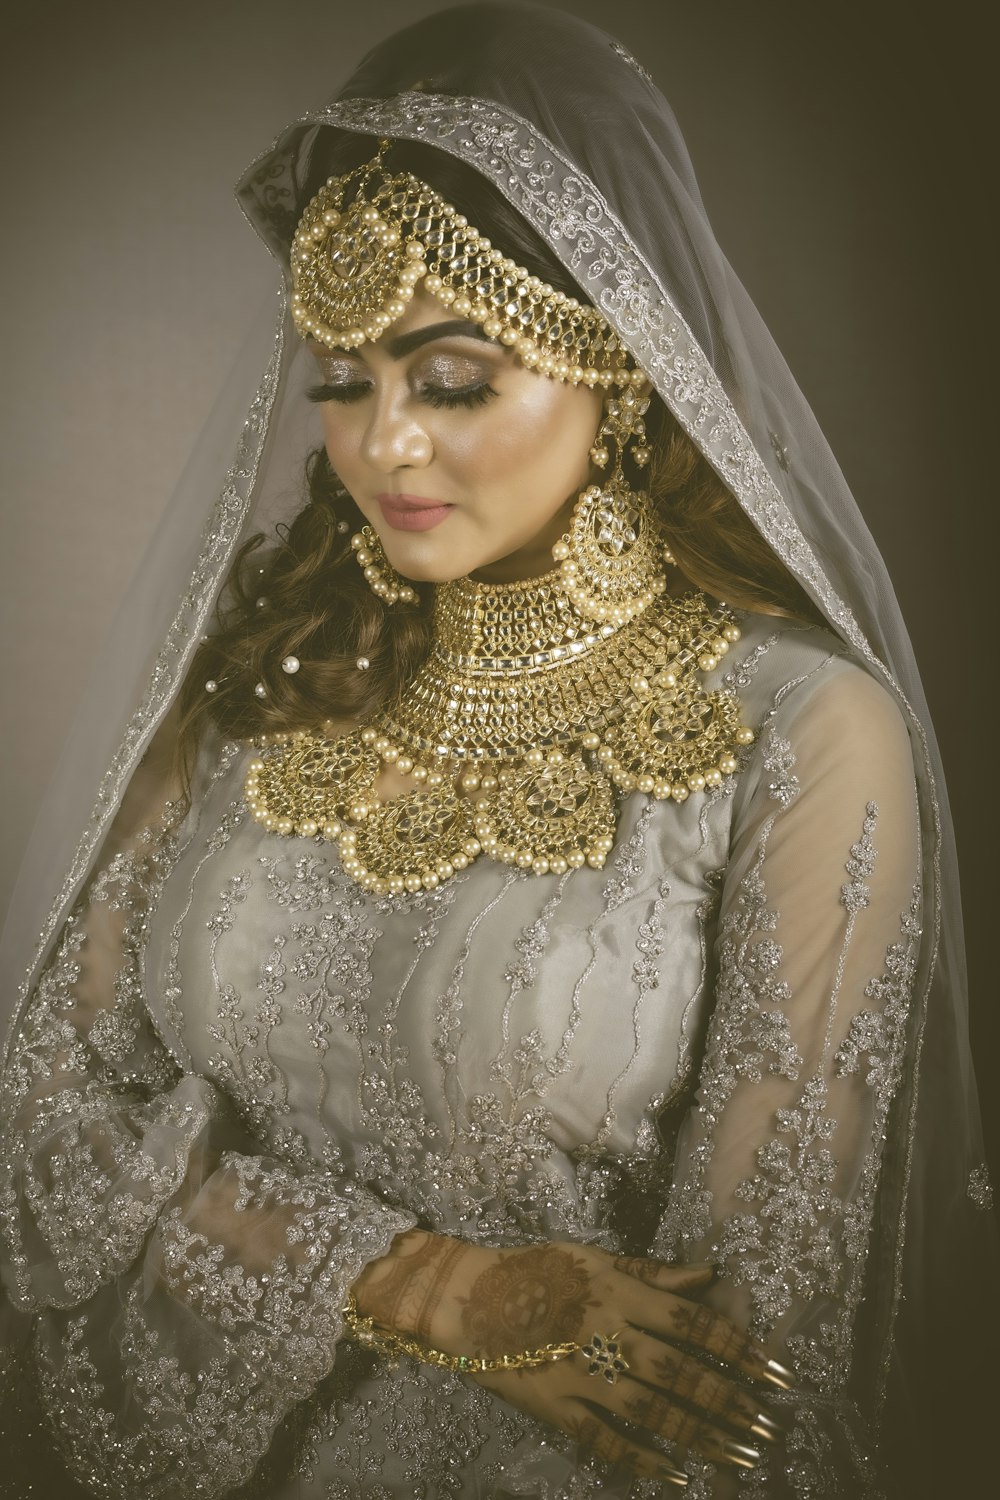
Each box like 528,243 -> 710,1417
356,656 -> 371,671
205,680 -> 218,693
404,874 -> 423,893
396,756 -> 414,775
281,656 -> 300,674
531,857 -> 550,875
254,682 -> 267,698
736,727 -> 755,745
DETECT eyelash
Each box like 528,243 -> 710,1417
306,381 -> 498,411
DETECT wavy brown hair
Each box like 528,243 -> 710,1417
178,138 -> 823,767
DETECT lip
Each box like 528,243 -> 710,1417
377,493 -> 455,532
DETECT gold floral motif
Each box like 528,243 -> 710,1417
245,732 -> 378,839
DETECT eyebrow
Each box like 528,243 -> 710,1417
386,320 -> 495,358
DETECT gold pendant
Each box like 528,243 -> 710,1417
603,678 -> 743,799
338,783 -> 480,895
474,749 -> 617,875
245,729 -> 378,837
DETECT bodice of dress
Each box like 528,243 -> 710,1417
1,609 -> 924,1499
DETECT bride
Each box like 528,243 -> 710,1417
1,5 -> 993,1497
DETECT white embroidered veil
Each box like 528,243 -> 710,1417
2,1 -> 994,1488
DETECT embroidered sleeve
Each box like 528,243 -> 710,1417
0,728 -> 414,1498
654,663 -> 921,1496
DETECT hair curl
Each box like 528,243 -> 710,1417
178,139 -> 822,770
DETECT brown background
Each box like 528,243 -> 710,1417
1,0 -> 994,1182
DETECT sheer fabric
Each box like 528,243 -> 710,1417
1,4 -> 994,1497
4,622 -> 924,1496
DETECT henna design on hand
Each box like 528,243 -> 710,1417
355,1232 -> 470,1340
613,1254 -> 669,1286
563,1411 -> 638,1472
460,1245 -> 598,1355
648,1348 -> 756,1436
666,1298 -> 756,1368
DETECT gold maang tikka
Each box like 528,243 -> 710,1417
290,140 -> 632,388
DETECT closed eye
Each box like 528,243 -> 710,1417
306,381 -> 499,410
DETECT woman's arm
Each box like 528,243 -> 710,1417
0,726 -> 415,1498
653,660 -> 922,1492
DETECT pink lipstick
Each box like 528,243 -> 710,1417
377,494 -> 455,532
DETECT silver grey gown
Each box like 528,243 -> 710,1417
0,608 -> 922,1498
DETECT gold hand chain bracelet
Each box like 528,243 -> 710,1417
341,1294 -> 578,1373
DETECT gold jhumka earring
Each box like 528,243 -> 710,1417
243,144 -> 754,897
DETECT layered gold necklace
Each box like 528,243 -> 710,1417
244,562 -> 753,897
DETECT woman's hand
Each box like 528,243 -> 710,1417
351,1230 -> 789,1485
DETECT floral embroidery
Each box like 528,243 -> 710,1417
968,1164 -> 994,1210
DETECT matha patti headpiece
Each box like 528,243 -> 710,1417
290,142 -> 631,387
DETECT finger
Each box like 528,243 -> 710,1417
614,1256 -> 716,1293
636,1292 -> 793,1388
564,1406 -> 690,1486
614,1379 -> 764,1471
595,1340 -> 776,1461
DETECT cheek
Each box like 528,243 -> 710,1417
452,383 -> 602,491
320,408 -> 357,472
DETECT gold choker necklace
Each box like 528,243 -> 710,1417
244,567 -> 753,897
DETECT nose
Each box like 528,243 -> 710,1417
360,386 -> 433,472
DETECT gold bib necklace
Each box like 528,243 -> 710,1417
244,565 -> 753,897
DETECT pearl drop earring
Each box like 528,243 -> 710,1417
351,526 -> 418,606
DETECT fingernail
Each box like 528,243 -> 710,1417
657,1463 -> 689,1488
762,1357 -> 795,1390
750,1411 -> 783,1444
722,1440 -> 761,1469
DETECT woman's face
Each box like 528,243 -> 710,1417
308,288 -> 605,584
